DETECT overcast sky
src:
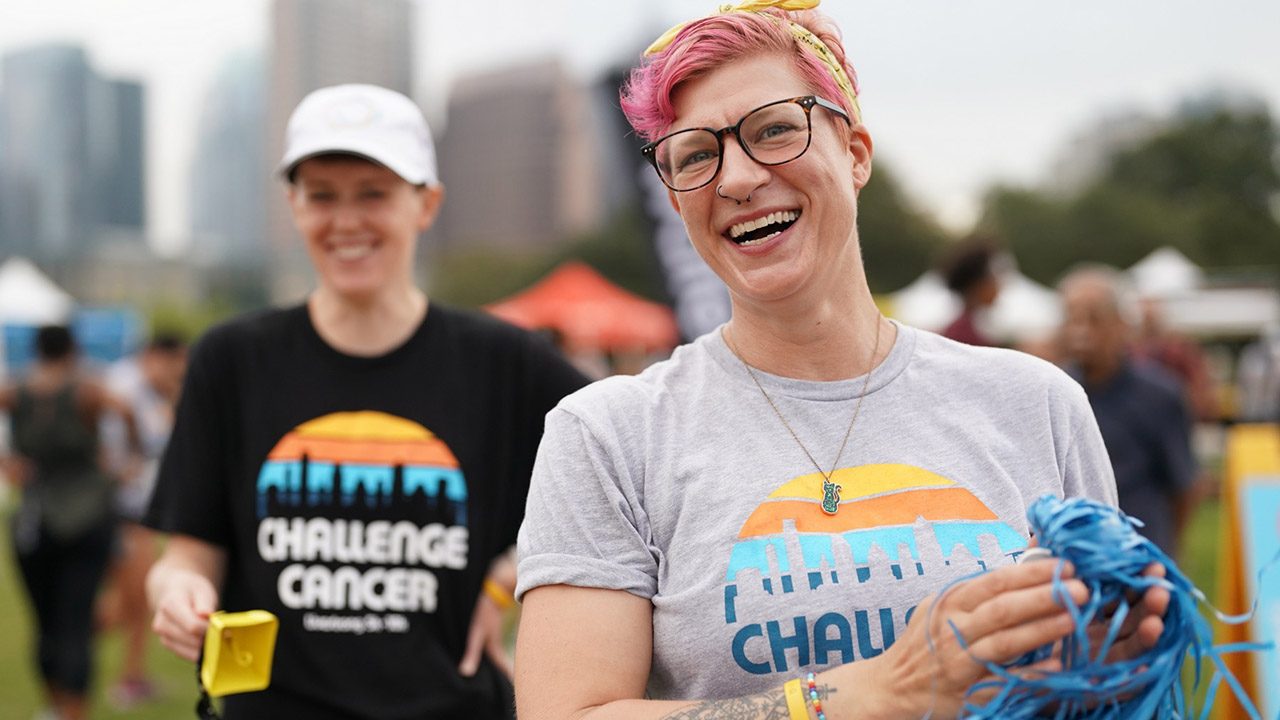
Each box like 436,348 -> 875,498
2,0 -> 1278,255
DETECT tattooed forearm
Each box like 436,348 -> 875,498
658,690 -> 789,720
658,684 -> 836,720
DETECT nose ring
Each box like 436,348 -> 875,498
715,185 -> 750,205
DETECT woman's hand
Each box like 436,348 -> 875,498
459,585 -> 513,677
868,559 -> 1089,718
150,566 -> 219,661
147,535 -> 226,663
1096,562 -> 1169,662
459,548 -> 517,677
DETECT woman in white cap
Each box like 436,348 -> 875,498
144,84 -> 587,719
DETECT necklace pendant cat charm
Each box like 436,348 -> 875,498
821,479 -> 842,515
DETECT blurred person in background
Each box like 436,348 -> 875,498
1133,297 -> 1217,422
1236,321 -> 1280,423
0,325 -> 140,720
1059,267 -> 1198,558
939,234 -> 1003,347
144,84 -> 587,719
515,4 -> 1168,717
96,332 -> 188,709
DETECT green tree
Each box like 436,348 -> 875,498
426,203 -> 665,308
979,186 -> 1074,284
1105,104 -> 1280,269
980,97 -> 1280,283
858,163 -> 950,293
1109,106 -> 1279,213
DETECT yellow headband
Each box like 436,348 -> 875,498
643,0 -> 861,123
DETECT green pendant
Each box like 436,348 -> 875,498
821,479 -> 842,515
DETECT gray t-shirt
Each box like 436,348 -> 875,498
517,323 -> 1117,700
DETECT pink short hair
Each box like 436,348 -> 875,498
620,8 -> 859,143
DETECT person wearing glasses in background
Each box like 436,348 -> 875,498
515,2 -> 1171,717
143,84 -> 587,719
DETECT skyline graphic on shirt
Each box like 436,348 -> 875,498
255,410 -> 468,524
720,463 -> 1028,675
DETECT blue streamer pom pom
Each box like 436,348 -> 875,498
957,495 -> 1272,719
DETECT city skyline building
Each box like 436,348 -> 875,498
190,52 -> 268,270
0,43 -> 146,274
1046,110 -> 1162,198
94,78 -> 146,231
0,90 -> 6,252
1,44 -> 95,264
434,58 -> 607,253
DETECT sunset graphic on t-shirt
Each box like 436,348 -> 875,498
255,410 -> 467,523
720,464 -> 1027,676
253,411 -> 471,625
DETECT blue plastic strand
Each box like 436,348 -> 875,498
952,494 -> 1273,719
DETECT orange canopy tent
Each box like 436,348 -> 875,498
485,261 -> 679,353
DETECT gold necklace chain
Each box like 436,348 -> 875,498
724,317 -> 883,516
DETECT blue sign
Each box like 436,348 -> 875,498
2,324 -> 39,372
72,307 -> 144,365
1241,477 -> 1280,717
2,307 -> 143,374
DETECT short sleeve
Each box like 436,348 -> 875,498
516,406 -> 659,601
143,331 -> 235,546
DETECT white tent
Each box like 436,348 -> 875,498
988,272 -> 1062,342
890,248 -> 1269,342
889,268 -> 1061,343
1153,288 -> 1280,338
888,271 -> 958,332
1126,248 -> 1277,338
1129,247 -> 1204,298
0,257 -> 75,324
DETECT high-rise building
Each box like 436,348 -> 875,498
0,91 -> 6,247
190,53 -> 267,269
265,0 -> 416,301
94,79 -> 146,230
1,45 -> 93,263
0,44 -> 146,269
1046,110 -> 1161,197
434,58 -> 607,252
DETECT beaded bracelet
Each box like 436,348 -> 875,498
805,672 -> 827,720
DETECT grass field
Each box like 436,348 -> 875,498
0,513 -> 200,719
0,498 -> 1228,718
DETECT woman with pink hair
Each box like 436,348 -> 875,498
515,2 -> 1170,717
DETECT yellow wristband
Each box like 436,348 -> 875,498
783,678 -> 808,720
482,579 -> 516,611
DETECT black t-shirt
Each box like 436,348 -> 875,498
146,303 -> 588,719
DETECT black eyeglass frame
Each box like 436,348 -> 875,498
640,95 -> 852,193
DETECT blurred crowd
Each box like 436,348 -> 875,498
2,328 -> 186,719
1,238 -> 1278,717
936,236 -> 1280,562
4,244 -> 1276,712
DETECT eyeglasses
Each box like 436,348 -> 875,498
641,95 -> 851,193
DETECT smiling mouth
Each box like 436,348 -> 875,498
329,241 -> 377,260
727,210 -> 800,246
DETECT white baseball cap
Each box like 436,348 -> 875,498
278,84 -> 439,186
